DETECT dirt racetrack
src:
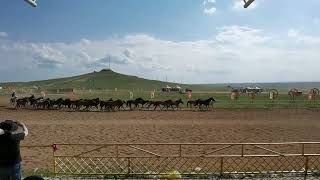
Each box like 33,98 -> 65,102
1,106 -> 320,170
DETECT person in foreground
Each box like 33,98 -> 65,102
0,120 -> 28,180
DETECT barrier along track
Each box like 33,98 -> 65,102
22,142 -> 320,179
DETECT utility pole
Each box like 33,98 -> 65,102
108,55 -> 111,70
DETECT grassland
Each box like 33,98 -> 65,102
1,69 -> 319,109
1,69 -> 319,93
73,90 -> 320,109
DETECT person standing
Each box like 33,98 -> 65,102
0,120 -> 28,180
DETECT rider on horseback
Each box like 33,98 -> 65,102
10,91 -> 17,107
11,91 -> 17,99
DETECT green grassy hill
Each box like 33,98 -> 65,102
0,69 -> 209,91
1,69 -> 319,93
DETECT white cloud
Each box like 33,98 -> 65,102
1,26 -> 320,83
0,32 -> 8,38
287,29 -> 299,38
216,26 -> 270,45
203,0 -> 217,15
232,0 -> 257,11
288,28 -> 320,44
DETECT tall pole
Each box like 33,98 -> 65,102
109,55 -> 111,70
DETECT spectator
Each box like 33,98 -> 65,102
0,120 -> 28,180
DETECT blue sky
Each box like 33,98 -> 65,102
1,0 -> 320,83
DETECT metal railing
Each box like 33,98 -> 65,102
49,142 -> 320,179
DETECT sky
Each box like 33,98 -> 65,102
0,0 -> 320,84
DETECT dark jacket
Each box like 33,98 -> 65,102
0,133 -> 25,167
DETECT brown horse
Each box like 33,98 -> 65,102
288,88 -> 302,102
147,101 -> 165,110
162,99 -> 184,110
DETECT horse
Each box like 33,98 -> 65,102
288,88 -> 302,102
110,99 -> 125,111
52,98 -> 64,109
100,98 -> 114,111
187,99 -> 200,109
85,98 -> 100,110
135,97 -> 148,108
10,97 -> 17,108
162,99 -> 184,110
147,101 -> 165,110
126,100 -> 137,110
197,97 -> 216,110
15,98 -> 28,109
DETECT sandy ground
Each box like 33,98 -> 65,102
1,105 -> 320,171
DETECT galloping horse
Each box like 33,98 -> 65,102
147,101 -> 165,110
162,99 -> 183,110
110,99 -> 126,111
126,97 -> 148,110
135,97 -> 148,108
187,99 -> 201,109
197,97 -> 216,110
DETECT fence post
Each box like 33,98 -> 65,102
304,156 -> 309,180
52,144 -> 57,175
220,157 -> 224,177
127,158 -> 131,175
241,144 -> 244,157
115,145 -> 119,158
52,149 -> 55,175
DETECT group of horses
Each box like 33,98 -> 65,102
12,95 -> 216,111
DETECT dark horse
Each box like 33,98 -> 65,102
126,97 -> 148,110
110,99 -> 126,111
197,97 -> 216,110
162,99 -> 184,110
135,97 -> 148,108
147,101 -> 165,110
187,99 -> 201,109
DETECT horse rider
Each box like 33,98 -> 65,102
10,91 -> 17,104
11,91 -> 17,99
